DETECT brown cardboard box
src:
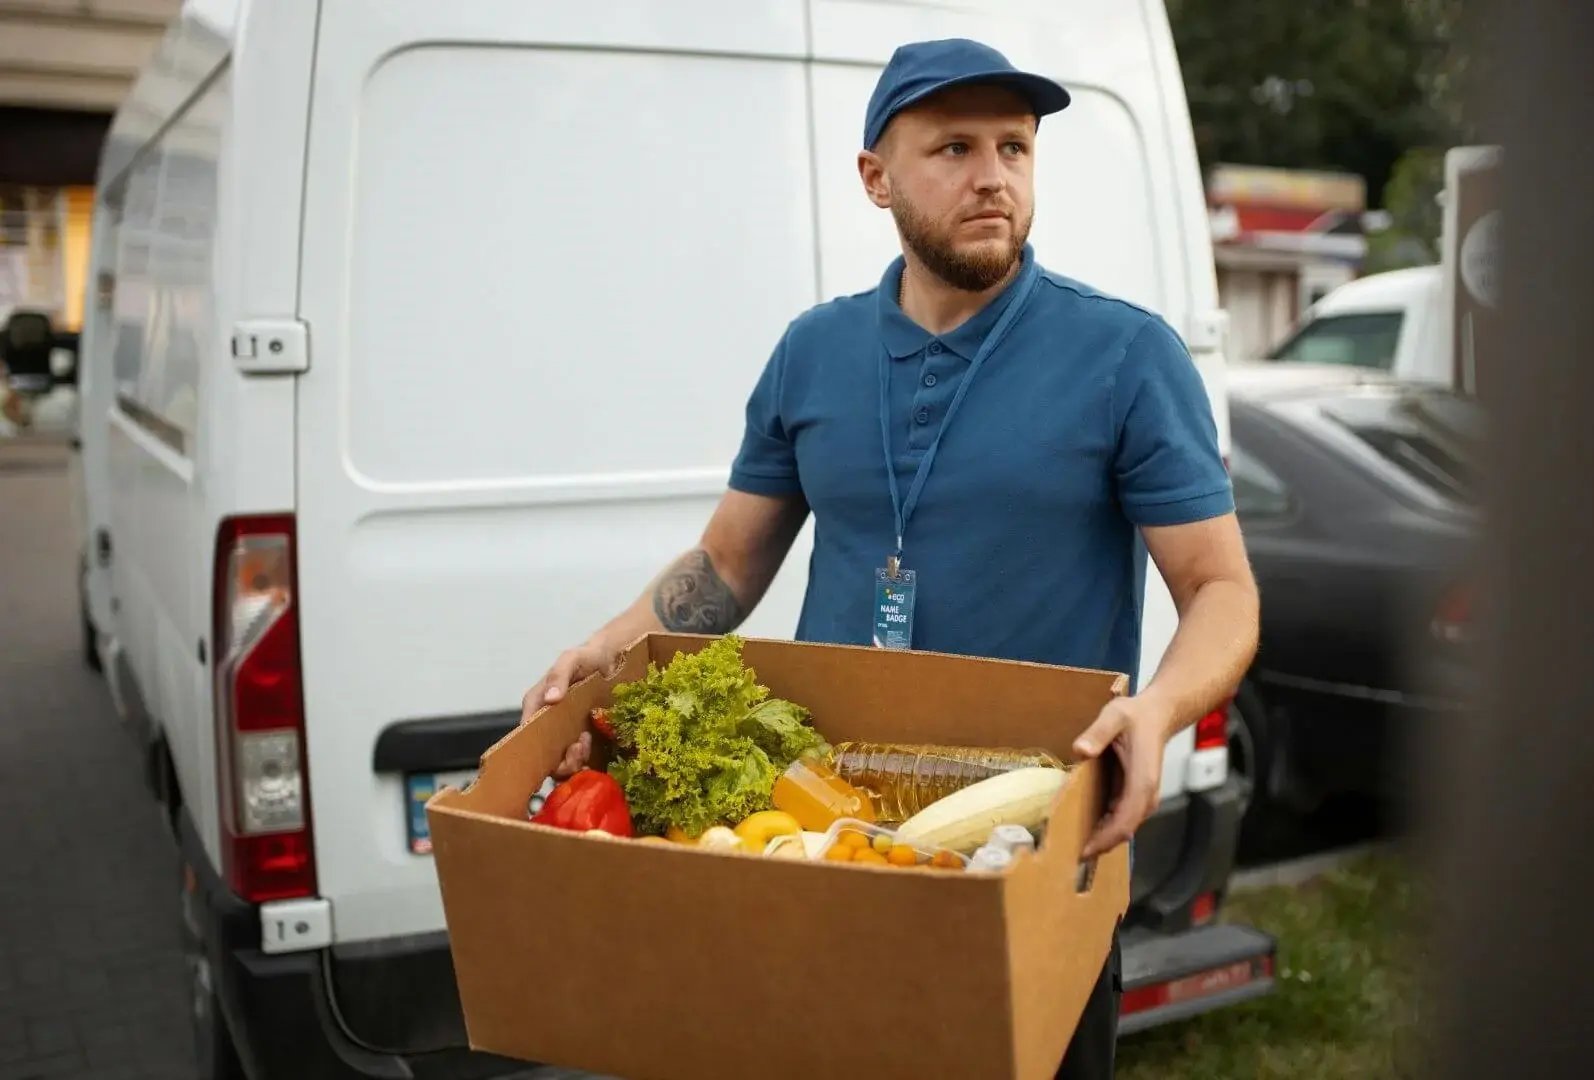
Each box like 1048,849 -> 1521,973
428,634 -> 1130,1080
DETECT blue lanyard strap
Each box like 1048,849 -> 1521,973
879,259 -> 1042,558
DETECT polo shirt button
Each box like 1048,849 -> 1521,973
928,341 -> 943,355
915,408 -> 930,425
923,373 -> 938,387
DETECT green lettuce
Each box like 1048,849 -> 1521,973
605,636 -> 823,835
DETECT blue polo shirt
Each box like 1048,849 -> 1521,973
729,245 -> 1233,683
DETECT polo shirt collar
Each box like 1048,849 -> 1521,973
876,243 -> 1037,361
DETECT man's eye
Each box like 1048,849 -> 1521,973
1003,142 -> 1028,155
944,143 -> 968,156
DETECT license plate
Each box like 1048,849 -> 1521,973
405,770 -> 477,855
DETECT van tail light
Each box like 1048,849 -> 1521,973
1191,891 -> 1217,926
1432,582 -> 1472,644
213,514 -> 316,903
1195,704 -> 1230,752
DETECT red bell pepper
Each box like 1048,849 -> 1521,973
530,768 -> 633,837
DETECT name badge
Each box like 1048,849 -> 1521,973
873,565 -> 917,650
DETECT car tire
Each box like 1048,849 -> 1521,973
1227,681 -> 1285,847
80,599 -> 102,673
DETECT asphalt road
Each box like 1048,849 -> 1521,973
0,438 -> 195,1080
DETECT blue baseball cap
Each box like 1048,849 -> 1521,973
863,38 -> 1071,150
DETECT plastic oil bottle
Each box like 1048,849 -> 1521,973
823,742 -> 1067,822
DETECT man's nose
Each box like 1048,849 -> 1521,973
970,144 -> 1007,195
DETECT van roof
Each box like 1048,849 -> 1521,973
1309,265 -> 1441,318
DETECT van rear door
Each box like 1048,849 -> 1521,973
295,0 -> 817,946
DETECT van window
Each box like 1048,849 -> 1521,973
1271,312 -> 1403,370
106,69 -> 227,453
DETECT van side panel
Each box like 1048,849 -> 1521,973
100,64 -> 228,853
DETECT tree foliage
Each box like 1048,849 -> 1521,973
1167,0 -> 1471,208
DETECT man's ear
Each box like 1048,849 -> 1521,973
857,150 -> 892,209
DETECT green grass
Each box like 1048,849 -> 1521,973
1117,853 -> 1426,1080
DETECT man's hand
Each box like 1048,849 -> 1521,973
1071,694 -> 1175,858
1068,513 -> 1258,857
522,641 -> 620,778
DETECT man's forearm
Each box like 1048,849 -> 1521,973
587,547 -> 747,653
1136,577 -> 1259,739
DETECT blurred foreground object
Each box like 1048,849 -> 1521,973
1431,2 -> 1594,1076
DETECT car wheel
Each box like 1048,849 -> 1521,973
78,557 -> 102,674
1227,682 -> 1280,840
181,877 -> 248,1080
80,600 -> 102,673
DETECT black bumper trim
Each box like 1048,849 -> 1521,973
1129,776 -> 1247,932
372,711 -> 519,774
177,812 -> 526,1079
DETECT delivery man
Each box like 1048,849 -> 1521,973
523,38 -> 1259,1078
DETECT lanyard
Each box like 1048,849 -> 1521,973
878,257 -> 1042,561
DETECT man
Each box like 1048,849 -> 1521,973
524,38 -> 1259,1078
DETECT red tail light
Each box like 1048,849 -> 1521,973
1195,705 -> 1229,751
1191,891 -> 1217,926
212,514 -> 316,903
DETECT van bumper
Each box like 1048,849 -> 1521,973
1118,776 -> 1277,1032
1128,775 -> 1247,932
179,814 -> 523,1080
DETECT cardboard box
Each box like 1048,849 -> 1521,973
428,634 -> 1130,1080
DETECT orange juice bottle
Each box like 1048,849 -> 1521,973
772,753 -> 877,831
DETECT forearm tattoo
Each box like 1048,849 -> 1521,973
652,549 -> 743,634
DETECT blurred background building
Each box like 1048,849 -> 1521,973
0,0 -> 178,330
1206,163 -> 1371,363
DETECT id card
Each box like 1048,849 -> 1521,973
873,566 -> 917,650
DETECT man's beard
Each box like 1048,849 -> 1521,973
891,191 -> 1031,292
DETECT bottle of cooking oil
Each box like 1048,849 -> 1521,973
822,742 -> 1067,823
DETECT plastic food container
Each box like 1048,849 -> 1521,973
761,831 -> 829,859
811,818 -> 970,871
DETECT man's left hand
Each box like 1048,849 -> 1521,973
1072,695 -> 1173,858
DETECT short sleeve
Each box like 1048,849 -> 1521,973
1111,316 -> 1235,526
728,333 -> 804,496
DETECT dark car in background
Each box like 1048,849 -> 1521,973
1225,365 -> 1477,840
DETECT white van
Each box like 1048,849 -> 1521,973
1267,264 -> 1447,383
76,2 -> 1270,1076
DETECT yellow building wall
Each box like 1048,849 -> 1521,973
61,186 -> 95,332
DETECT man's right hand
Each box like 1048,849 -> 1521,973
522,641 -> 617,777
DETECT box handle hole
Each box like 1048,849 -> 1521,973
1075,857 -> 1097,894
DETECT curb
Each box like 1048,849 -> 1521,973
1228,841 -> 1389,894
